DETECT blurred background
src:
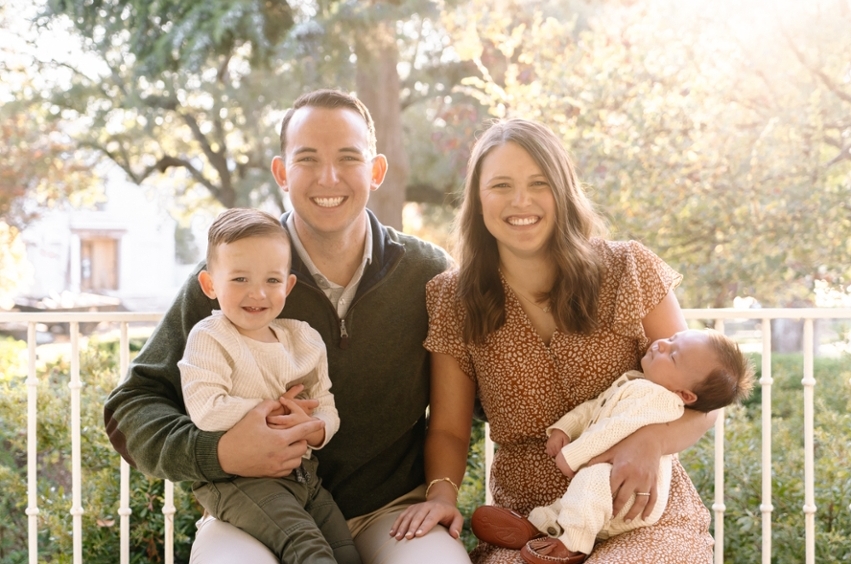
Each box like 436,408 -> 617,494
1,0 -> 849,319
2,2 -> 851,562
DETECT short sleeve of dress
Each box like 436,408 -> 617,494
606,240 -> 683,339
423,270 -> 476,381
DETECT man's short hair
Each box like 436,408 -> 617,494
690,329 -> 755,412
206,208 -> 291,270
279,89 -> 377,156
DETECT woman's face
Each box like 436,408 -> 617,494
478,141 -> 557,261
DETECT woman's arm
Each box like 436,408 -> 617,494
389,352 -> 476,540
587,290 -> 718,520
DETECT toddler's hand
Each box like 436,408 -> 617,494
546,429 -> 571,458
282,384 -> 319,415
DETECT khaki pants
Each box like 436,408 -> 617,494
189,485 -> 471,564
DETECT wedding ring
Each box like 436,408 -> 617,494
635,492 -> 651,496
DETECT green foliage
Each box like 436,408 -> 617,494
0,337 -> 201,563
5,339 -> 851,561
446,0 -> 851,308
680,352 -> 851,563
23,0 -> 482,227
0,101 -> 101,304
458,418 -> 487,551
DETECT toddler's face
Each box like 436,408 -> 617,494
204,235 -> 295,341
641,329 -> 715,401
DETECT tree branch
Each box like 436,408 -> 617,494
781,27 -> 851,105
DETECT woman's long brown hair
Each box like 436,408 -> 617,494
454,119 -> 607,344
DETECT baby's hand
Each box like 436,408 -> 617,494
555,450 -> 576,479
546,429 -> 571,458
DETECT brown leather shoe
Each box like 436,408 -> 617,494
471,505 -> 544,550
520,537 -> 587,564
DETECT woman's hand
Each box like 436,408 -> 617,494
389,498 -> 464,540
585,425 -> 662,520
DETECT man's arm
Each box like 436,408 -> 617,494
104,264 -> 224,482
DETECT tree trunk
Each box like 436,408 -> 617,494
355,19 -> 407,230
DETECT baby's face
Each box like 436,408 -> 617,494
641,329 -> 715,399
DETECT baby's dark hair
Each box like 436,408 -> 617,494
689,329 -> 755,412
206,208 -> 291,270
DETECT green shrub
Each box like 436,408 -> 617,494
7,333 -> 848,562
459,419 -> 487,551
0,337 -> 201,564
680,352 -> 851,563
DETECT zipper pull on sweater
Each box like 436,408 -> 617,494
339,318 -> 349,349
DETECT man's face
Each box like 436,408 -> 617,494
271,106 -> 387,242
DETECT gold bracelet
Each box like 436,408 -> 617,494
425,477 -> 460,499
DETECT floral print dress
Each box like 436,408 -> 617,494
424,239 -> 713,564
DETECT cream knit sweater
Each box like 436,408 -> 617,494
549,370 -> 684,472
179,311 -> 339,451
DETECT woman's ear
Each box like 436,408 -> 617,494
198,270 -> 217,299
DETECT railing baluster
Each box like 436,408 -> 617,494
759,318 -> 773,564
70,322 -> 84,564
164,480 -> 176,564
26,322 -> 39,564
119,322 -> 132,564
802,319 -> 816,564
1,308 -> 850,562
484,423 -> 493,506
712,319 -> 726,564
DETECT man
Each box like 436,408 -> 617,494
104,89 -> 470,563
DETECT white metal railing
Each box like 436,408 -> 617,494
1,307 -> 851,563
482,307 -> 851,564
0,311 -> 163,564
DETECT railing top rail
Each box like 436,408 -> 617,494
2,308 -> 851,324
0,311 -> 163,323
682,308 -> 851,320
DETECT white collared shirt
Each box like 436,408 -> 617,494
286,214 -> 373,319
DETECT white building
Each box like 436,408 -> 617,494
17,166 -> 202,312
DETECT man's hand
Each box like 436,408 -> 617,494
546,429 -> 571,458
585,426 -> 662,520
218,399 -> 323,478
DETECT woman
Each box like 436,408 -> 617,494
390,118 -> 716,563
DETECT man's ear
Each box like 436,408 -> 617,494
370,154 -> 388,191
271,156 -> 288,192
198,270 -> 217,300
678,389 -> 698,405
